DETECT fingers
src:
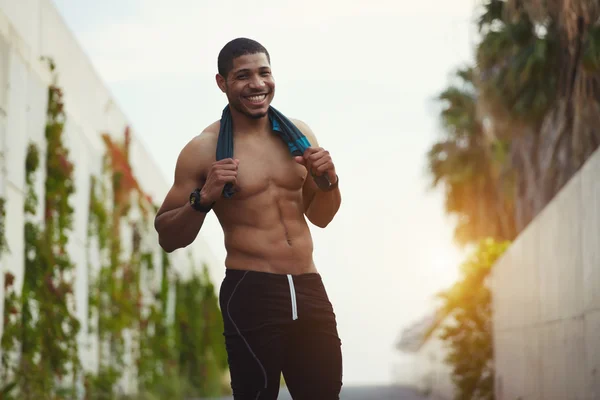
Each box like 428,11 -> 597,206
215,168 -> 237,184
216,170 -> 237,177
214,157 -> 239,164
302,147 -> 321,159
310,153 -> 331,168
302,147 -> 319,173
212,164 -> 238,171
312,159 -> 334,176
303,148 -> 329,164
302,147 -> 334,177
208,160 -> 238,186
221,175 -> 237,184
200,159 -> 239,202
212,158 -> 239,170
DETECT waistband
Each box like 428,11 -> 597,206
224,268 -> 322,282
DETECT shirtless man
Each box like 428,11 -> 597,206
154,38 -> 343,399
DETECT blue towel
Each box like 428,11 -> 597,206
216,105 -> 331,198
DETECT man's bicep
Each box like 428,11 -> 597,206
157,139 -> 206,215
157,178 -> 197,216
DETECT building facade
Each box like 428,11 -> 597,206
0,0 -> 221,395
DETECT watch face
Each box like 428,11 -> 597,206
189,189 -> 210,212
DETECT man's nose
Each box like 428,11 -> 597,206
248,75 -> 266,89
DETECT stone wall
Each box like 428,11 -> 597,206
491,146 -> 600,399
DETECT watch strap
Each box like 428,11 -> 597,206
190,189 -> 214,212
315,174 -> 340,192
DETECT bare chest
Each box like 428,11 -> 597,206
232,134 -> 307,198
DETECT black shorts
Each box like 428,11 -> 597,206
219,268 -> 343,399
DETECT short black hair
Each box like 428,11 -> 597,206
217,37 -> 271,77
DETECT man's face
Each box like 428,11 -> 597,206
218,52 -> 275,119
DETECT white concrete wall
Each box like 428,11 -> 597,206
491,146 -> 600,399
0,0 -> 220,393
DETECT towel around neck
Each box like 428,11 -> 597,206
216,105 -> 331,198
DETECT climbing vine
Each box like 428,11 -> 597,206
0,197 -> 6,256
428,239 -> 510,400
136,248 -> 173,395
85,129 -> 227,399
0,193 -> 8,394
1,188 -> 16,398
173,263 -> 228,397
136,256 -> 229,399
1,63 -> 227,400
85,128 -> 152,398
1,69 -> 80,399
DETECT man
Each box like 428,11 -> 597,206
154,37 -> 343,399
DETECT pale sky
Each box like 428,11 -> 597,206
53,0 -> 478,385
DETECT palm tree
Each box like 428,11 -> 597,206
428,67 -> 517,247
475,0 -> 600,231
420,3 -> 600,399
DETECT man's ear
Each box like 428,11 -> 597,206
216,74 -> 227,93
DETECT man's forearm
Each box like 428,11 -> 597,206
306,187 -> 341,228
155,203 -> 208,252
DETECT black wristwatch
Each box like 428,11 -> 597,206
313,174 -> 339,192
189,189 -> 214,213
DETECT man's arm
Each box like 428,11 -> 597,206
294,120 -> 342,228
154,137 -> 211,252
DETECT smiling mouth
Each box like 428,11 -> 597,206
244,93 -> 268,104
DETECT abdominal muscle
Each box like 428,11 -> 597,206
215,186 -> 317,275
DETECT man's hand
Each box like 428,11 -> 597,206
200,158 -> 239,203
294,147 -> 337,184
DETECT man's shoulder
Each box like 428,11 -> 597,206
186,121 -> 220,148
290,118 -> 309,131
290,118 -> 318,143
179,121 -> 220,161
198,120 -> 221,141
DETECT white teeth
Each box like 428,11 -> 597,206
246,94 -> 266,103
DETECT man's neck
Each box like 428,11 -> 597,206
230,106 -> 271,134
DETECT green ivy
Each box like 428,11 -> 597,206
0,197 -> 7,255
85,133 -> 146,398
1,188 -> 17,398
173,264 -> 228,397
1,62 -> 228,400
136,249 -> 179,398
1,74 -> 81,399
86,133 -> 228,399
430,239 -> 510,400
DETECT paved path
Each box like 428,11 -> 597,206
201,385 -> 426,399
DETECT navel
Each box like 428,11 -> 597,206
277,202 -> 292,247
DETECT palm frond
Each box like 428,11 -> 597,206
478,0 -> 505,32
505,0 -> 600,41
476,2 -> 559,125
